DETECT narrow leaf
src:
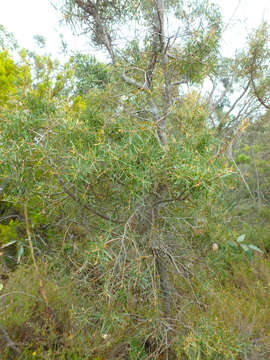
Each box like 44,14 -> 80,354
237,234 -> 246,243
228,240 -> 237,248
240,243 -> 249,252
245,249 -> 253,261
17,244 -> 24,264
248,244 -> 263,253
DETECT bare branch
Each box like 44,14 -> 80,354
208,77 -> 232,111
59,178 -> 124,224
121,73 -> 147,90
152,189 -> 191,208
0,323 -> 21,356
217,81 -> 251,132
227,143 -> 254,199
250,47 -> 270,110
169,80 -> 187,88
74,0 -> 115,59
251,76 -> 270,110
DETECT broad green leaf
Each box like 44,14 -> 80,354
237,234 -> 246,243
248,244 -> 263,253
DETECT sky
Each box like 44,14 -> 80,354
0,1 -> 90,57
0,0 -> 269,60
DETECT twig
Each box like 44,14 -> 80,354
152,190 -> 190,208
228,144 -> 254,200
0,214 -> 23,222
59,178 -> 124,224
209,119 -> 249,164
121,73 -> 148,90
250,47 -> 270,110
217,80 -> 251,132
0,323 -> 21,356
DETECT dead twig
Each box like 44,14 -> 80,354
0,323 -> 21,357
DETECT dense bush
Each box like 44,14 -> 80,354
1,3 -> 270,359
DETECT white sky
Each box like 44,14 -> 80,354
0,0 -> 269,60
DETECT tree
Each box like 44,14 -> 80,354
62,0 -> 222,145
1,3 -> 270,357
55,1 -> 232,357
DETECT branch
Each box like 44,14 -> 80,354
251,77 -> 270,110
250,48 -> 270,110
152,189 -> 190,208
208,77 -> 232,111
0,323 -> 21,357
209,120 -> 248,164
169,80 -> 187,88
155,0 -> 169,147
74,0 -> 115,59
227,142 -> 254,199
121,73 -> 148,90
74,0 -> 150,92
217,81 -> 251,132
59,178 -> 124,224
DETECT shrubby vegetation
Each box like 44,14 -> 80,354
0,1 -> 270,359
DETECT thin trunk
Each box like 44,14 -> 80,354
157,0 -> 169,147
154,249 -> 172,318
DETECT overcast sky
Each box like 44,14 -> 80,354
0,0 -> 269,59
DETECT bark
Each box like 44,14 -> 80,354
153,248 -> 172,318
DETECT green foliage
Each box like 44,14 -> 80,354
0,220 -> 18,245
234,153 -> 251,164
1,4 -> 270,359
0,24 -> 18,51
228,234 -> 263,261
0,51 -> 20,104
33,34 -> 46,49
70,53 -> 110,95
181,322 -> 248,360
129,338 -> 147,359
171,0 -> 222,82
